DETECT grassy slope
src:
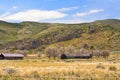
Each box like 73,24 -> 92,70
0,21 -> 53,43
0,21 -> 23,44
0,19 -> 120,51
39,19 -> 120,51
49,30 -> 120,51
17,22 -> 53,40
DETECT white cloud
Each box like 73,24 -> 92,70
13,6 -> 18,9
75,9 -> 104,17
44,19 -> 86,24
56,6 -> 79,12
89,9 -> 104,13
0,9 -> 67,21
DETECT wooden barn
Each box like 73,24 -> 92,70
0,53 -> 24,60
60,53 -> 92,59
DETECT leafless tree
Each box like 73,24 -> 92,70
92,50 -> 110,58
57,47 -> 65,58
92,50 -> 102,57
82,44 -> 89,49
45,47 -> 58,60
101,50 -> 110,58
20,50 -> 29,57
65,46 -> 75,54
79,48 -> 89,54
37,51 -> 41,58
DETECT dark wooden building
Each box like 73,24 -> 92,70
60,53 -> 92,59
0,53 -> 24,60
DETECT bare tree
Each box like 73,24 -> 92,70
20,50 -> 29,57
45,47 -> 58,60
65,46 -> 75,54
102,50 -> 110,58
37,51 -> 41,58
92,50 -> 110,58
45,47 -> 52,59
79,48 -> 89,54
57,47 -> 65,58
82,44 -> 89,49
92,50 -> 102,57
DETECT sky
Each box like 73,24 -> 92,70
0,0 -> 120,23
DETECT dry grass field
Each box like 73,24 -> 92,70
0,54 -> 120,80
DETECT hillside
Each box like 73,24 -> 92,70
0,19 -> 120,51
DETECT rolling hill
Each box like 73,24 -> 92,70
0,19 -> 120,51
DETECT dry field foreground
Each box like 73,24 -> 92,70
0,58 -> 120,80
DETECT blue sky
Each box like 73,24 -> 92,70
0,0 -> 120,23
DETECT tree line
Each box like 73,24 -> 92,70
45,45 -> 110,59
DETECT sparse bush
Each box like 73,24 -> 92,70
30,71 -> 40,78
3,67 -> 18,75
96,63 -> 105,69
88,28 -> 97,34
109,66 -> 117,71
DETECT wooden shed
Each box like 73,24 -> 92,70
60,53 -> 92,59
0,53 -> 24,60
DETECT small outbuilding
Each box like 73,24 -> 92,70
0,53 -> 24,60
60,53 -> 92,59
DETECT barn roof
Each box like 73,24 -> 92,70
1,53 -> 24,57
64,53 -> 91,57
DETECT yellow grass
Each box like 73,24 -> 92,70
0,54 -> 120,80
